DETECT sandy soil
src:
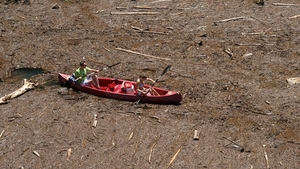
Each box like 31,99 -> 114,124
0,0 -> 300,168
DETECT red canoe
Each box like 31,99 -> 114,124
58,73 -> 182,104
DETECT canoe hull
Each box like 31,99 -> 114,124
58,73 -> 182,104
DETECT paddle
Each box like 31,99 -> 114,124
63,62 -> 121,88
135,65 -> 172,104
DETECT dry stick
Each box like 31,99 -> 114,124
287,140 -> 300,144
223,137 -> 244,151
33,150 -> 40,157
250,16 -> 266,25
133,6 -> 151,9
288,15 -> 300,19
128,132 -> 134,141
148,142 -> 156,163
166,146 -> 182,169
140,30 -> 168,35
133,6 -> 168,9
131,26 -> 144,31
0,126 -> 9,138
67,148 -> 72,161
215,17 -> 251,23
272,3 -> 300,6
103,46 -> 110,52
235,43 -> 275,46
242,28 -> 271,35
116,47 -> 172,60
131,26 -> 168,35
224,48 -> 233,57
263,144 -> 270,169
111,11 -> 160,15
92,114 -> 97,128
286,77 -> 300,84
151,0 -> 172,3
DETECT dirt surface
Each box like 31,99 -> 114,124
1,0 -> 300,168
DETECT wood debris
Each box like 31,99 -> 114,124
263,144 -> 270,169
243,53 -> 253,57
150,116 -> 161,123
288,15 -> 300,19
193,130 -> 199,140
286,77 -> 300,85
133,5 -> 168,9
67,148 -> 72,160
224,48 -> 233,57
52,3 -> 60,9
166,146 -> 182,169
151,0 -> 172,3
128,132 -> 134,141
131,26 -> 168,35
253,0 -> 264,6
0,126 -> 9,138
112,139 -> 115,147
223,137 -> 244,152
272,3 -> 300,6
242,28 -> 271,35
287,140 -> 300,145
235,43 -> 274,46
0,79 -> 38,105
116,47 -> 172,60
92,114 -> 98,128
215,17 -> 251,23
148,143 -> 156,163
33,150 -> 40,157
111,12 -> 160,15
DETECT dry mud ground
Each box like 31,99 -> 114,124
0,0 -> 300,168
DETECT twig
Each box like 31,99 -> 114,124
116,7 -> 127,10
242,28 -> 271,35
111,12 -> 160,15
287,140 -> 300,144
131,26 -> 168,35
133,6 -> 151,9
250,16 -> 266,25
128,132 -> 134,141
131,26 -> 144,31
116,47 -> 172,60
133,5 -> 168,9
92,114 -> 97,128
287,77 -> 300,84
0,126 -> 9,138
263,144 -> 270,169
224,48 -> 233,57
166,146 -> 182,169
103,46 -> 110,52
33,150 -> 40,157
148,142 -> 156,163
235,43 -> 274,46
223,137 -> 244,152
150,116 -> 162,123
272,3 -> 300,6
215,17 -> 251,23
288,15 -> 300,19
67,148 -> 72,160
193,130 -> 199,140
151,0 -> 172,3
140,30 -> 168,35
227,104 -> 273,115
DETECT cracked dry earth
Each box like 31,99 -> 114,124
0,0 -> 300,168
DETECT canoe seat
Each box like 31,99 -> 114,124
106,82 -> 124,93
